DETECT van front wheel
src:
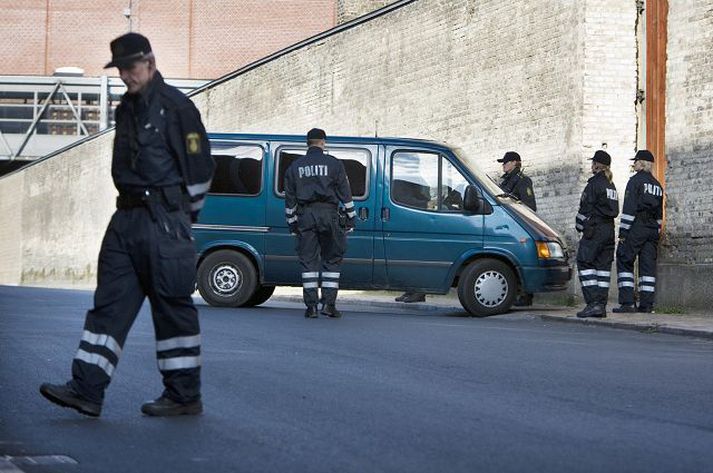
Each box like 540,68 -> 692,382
457,259 -> 516,316
197,250 -> 258,307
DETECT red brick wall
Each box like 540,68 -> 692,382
1,0 -> 336,79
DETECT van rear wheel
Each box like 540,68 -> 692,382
243,285 -> 276,307
197,250 -> 257,307
457,259 -> 516,316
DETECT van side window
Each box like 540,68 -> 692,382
209,145 -> 263,196
391,152 -> 469,212
440,159 -> 469,212
391,152 -> 439,210
275,147 -> 370,200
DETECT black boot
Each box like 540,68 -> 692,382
321,304 -> 342,318
39,382 -> 102,417
576,304 -> 593,317
141,396 -> 203,416
576,304 -> 606,318
396,292 -> 425,303
637,305 -> 654,313
304,305 -> 318,318
612,304 -> 636,313
513,293 -> 533,307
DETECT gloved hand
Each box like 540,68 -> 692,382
289,223 -> 299,236
346,218 -> 356,233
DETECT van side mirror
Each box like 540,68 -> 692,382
463,185 -> 491,214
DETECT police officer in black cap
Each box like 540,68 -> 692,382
613,149 -> 663,313
498,151 -> 537,211
284,128 -> 355,318
575,150 -> 619,318
40,32 -> 215,417
498,151 -> 538,306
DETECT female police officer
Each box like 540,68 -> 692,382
575,150 -> 619,318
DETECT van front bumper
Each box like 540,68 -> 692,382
521,263 -> 572,292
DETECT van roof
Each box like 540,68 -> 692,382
208,132 -> 452,151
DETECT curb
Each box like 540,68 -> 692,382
539,314 -> 713,340
271,295 -> 713,340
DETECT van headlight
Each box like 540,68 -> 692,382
536,241 -> 564,259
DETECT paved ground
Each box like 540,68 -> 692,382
274,287 -> 713,340
1,285 -> 713,473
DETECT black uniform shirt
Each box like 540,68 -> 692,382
112,72 -> 183,191
575,171 -> 619,232
500,168 -> 537,211
619,170 -> 663,238
284,146 -> 355,226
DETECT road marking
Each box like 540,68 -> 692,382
1,456 -> 77,472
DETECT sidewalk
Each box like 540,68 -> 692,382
272,287 -> 713,340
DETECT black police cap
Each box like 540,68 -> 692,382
105,33 -> 153,69
590,150 -> 611,166
307,128 -> 327,141
632,149 -> 655,162
497,151 -> 521,163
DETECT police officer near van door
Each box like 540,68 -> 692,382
284,128 -> 356,318
501,151 -> 538,306
575,150 -> 619,318
39,32 -> 214,417
612,149 -> 663,313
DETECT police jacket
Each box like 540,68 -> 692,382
284,146 -> 355,227
113,71 -> 214,222
575,171 -> 619,233
500,168 -> 537,211
619,170 -> 663,239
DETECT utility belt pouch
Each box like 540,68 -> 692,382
161,185 -> 184,212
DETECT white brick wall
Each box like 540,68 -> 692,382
664,0 -> 713,265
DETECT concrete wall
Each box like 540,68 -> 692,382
337,0 -> 395,23
658,0 -> 713,307
0,135 -> 115,287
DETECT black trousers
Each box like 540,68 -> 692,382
296,205 -> 347,307
577,220 -> 615,306
616,222 -> 659,308
69,204 -> 201,404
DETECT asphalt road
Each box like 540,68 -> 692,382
1,285 -> 712,473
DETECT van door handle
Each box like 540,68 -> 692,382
381,207 -> 390,221
359,207 -> 369,220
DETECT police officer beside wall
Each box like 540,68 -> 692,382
498,151 -> 537,212
575,150 -> 619,318
284,128 -> 355,318
40,33 -> 215,417
613,150 -> 664,313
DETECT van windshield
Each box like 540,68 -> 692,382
451,147 -> 504,197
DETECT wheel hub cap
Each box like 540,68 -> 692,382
212,264 -> 240,295
474,270 -> 508,307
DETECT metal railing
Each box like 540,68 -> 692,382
0,75 -> 207,160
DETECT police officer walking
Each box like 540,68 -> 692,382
40,33 -> 215,417
613,150 -> 664,313
284,128 -> 355,318
575,150 -> 619,318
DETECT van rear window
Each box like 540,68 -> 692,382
209,144 -> 263,196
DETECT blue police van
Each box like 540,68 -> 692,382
193,133 -> 571,316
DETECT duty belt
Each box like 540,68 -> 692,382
301,201 -> 337,209
116,185 -> 185,210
